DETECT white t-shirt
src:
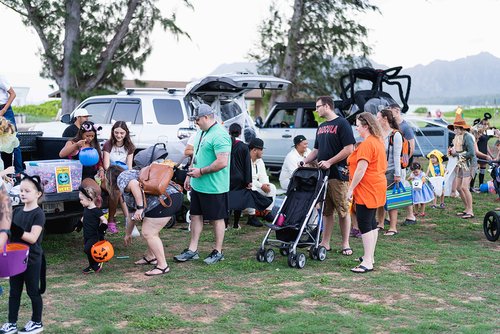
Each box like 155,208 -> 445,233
279,147 -> 311,189
0,76 -> 12,105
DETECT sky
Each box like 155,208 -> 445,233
1,0 -> 500,103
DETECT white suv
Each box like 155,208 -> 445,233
32,73 -> 290,162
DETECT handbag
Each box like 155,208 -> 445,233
0,243 -> 30,278
384,182 -> 413,211
139,162 -> 174,197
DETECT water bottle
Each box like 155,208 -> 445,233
276,213 -> 286,227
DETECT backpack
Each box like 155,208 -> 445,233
388,130 -> 410,168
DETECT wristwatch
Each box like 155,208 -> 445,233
136,205 -> 144,210
0,229 -> 11,237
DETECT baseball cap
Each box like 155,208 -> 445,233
293,135 -> 307,147
249,138 -> 264,150
190,104 -> 214,121
72,108 -> 92,118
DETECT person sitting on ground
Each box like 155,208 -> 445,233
62,108 -> 92,138
247,138 -> 276,227
279,135 -> 311,190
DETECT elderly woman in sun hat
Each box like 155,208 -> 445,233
447,117 -> 477,219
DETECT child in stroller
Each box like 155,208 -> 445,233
256,167 -> 329,269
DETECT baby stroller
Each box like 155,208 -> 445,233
256,167 -> 329,269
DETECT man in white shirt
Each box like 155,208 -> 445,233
0,76 -> 22,173
247,138 -> 276,227
279,135 -> 311,190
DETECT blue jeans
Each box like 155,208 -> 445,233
1,105 -> 23,173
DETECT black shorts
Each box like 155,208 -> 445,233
145,193 -> 183,218
355,204 -> 377,234
190,189 -> 228,221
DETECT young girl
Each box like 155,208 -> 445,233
408,162 -> 435,217
78,186 -> 108,274
102,121 -> 135,234
59,120 -> 104,181
426,150 -> 446,209
1,174 -> 45,334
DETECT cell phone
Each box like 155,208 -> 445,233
487,129 -> 494,136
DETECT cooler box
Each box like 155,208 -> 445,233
24,159 -> 83,193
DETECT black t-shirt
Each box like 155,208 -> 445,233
477,134 -> 491,155
62,124 -> 78,137
12,207 -> 45,264
82,207 -> 104,240
314,117 -> 356,180
230,140 -> 252,190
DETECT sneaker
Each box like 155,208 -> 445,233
263,212 -> 275,222
18,321 -> 43,334
107,221 -> 118,234
203,249 -> 224,264
173,248 -> 199,262
0,322 -> 17,334
82,264 -> 102,274
247,216 -> 263,227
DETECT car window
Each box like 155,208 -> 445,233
82,101 -> 111,124
301,109 -> 318,128
153,99 -> 184,125
267,108 -> 296,128
110,101 -> 141,124
220,101 -> 242,122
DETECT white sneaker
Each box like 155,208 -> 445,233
0,322 -> 17,334
18,321 -> 43,334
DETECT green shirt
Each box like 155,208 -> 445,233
191,123 -> 231,194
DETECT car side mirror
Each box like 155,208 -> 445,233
60,113 -> 72,124
255,116 -> 263,128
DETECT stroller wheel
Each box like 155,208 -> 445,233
287,253 -> 297,268
296,253 -> 306,269
483,211 -> 500,242
317,246 -> 327,261
309,247 -> 318,260
256,249 -> 265,262
265,249 -> 275,263
279,247 -> 289,256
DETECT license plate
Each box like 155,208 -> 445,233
42,202 -> 64,214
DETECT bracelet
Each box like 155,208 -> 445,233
136,205 -> 144,210
0,229 -> 11,237
199,168 -> 203,175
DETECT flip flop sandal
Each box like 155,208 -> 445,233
350,265 -> 373,273
145,265 -> 170,276
384,230 -> 398,236
356,257 -> 375,264
135,257 -> 158,265
461,214 -> 475,219
456,212 -> 467,216
340,248 -> 353,256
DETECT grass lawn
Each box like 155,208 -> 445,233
1,189 -> 499,333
